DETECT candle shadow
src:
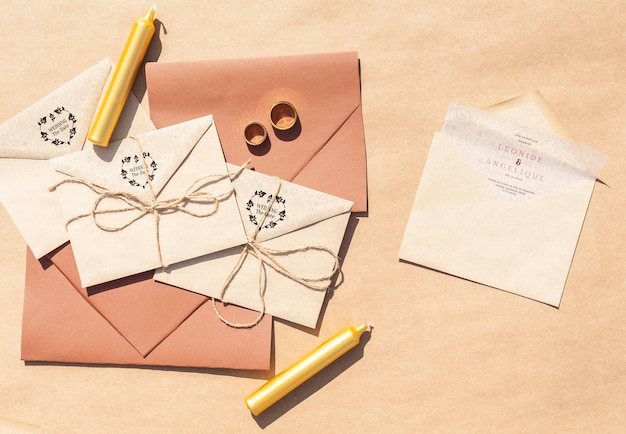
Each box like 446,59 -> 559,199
250,328 -> 373,427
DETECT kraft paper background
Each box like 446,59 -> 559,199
1,1 -> 624,432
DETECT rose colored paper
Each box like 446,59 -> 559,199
145,51 -> 367,212
21,245 -> 272,370
399,93 -> 607,306
155,165 -> 353,328
50,115 -> 247,287
0,58 -> 155,258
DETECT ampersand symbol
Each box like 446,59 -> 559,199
515,159 -> 522,166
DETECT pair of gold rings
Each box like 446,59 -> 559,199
244,101 -> 298,146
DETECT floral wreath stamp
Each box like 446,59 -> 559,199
245,189 -> 286,230
120,152 -> 158,189
38,106 -> 77,146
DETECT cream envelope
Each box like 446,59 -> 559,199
145,51 -> 367,212
0,58 -> 154,258
50,116 -> 247,287
399,96 -> 607,306
155,165 -> 353,328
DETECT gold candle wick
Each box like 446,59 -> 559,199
245,323 -> 372,416
88,6 -> 156,147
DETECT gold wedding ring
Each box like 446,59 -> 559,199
269,101 -> 298,131
244,121 -> 268,146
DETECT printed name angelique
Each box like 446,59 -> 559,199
485,143 -> 546,181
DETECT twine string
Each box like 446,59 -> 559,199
49,135 -> 249,267
212,177 -> 340,329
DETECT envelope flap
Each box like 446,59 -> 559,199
50,116 -> 214,200
228,164 -> 353,243
47,243 -> 208,357
0,59 -> 111,160
483,91 -> 574,140
23,246 -> 272,370
146,52 -> 362,182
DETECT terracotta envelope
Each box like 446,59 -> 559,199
155,164 -> 353,328
145,51 -> 367,212
50,116 -> 247,287
0,59 -> 155,259
399,93 -> 607,306
21,244 -> 272,370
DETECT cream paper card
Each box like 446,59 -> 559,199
0,58 -> 154,258
399,98 -> 606,306
50,116 -> 247,287
155,165 -> 353,328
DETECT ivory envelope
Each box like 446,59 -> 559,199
50,115 -> 247,287
399,95 -> 607,306
21,244 -> 272,370
0,59 -> 154,259
145,51 -> 368,212
0,59 -> 110,258
155,165 -> 353,328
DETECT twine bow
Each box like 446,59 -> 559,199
50,135 -> 249,267
213,178 -> 341,328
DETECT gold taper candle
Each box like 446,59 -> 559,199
88,6 -> 156,147
245,323 -> 371,416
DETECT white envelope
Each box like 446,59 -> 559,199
155,165 -> 353,328
399,94 -> 607,306
0,58 -> 154,258
50,115 -> 247,287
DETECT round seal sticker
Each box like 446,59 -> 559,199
245,190 -> 286,230
38,106 -> 77,146
120,152 -> 158,189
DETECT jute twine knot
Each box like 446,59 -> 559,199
212,177 -> 341,328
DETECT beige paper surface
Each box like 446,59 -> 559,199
400,100 -> 606,306
156,165 -> 353,328
1,2 -> 625,433
0,418 -> 45,434
50,116 -> 247,287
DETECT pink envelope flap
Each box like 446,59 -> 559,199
21,248 -> 272,370
47,243 -> 208,357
